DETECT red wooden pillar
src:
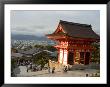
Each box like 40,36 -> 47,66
89,50 -> 92,64
78,50 -> 80,64
73,49 -> 76,64
58,48 -> 60,63
67,49 -> 69,65
84,50 -> 86,65
62,48 -> 64,64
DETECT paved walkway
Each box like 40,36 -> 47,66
14,65 -> 99,77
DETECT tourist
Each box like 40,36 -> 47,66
26,65 -> 29,72
33,66 -> 36,72
52,67 -> 55,74
27,67 -> 28,72
86,74 -> 89,77
48,67 -> 50,73
65,66 -> 68,72
30,63 -> 32,69
63,65 -> 68,72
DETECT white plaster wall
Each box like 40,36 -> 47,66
59,49 -> 63,63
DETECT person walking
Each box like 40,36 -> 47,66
48,67 -> 50,73
26,65 -> 29,72
63,65 -> 68,72
65,66 -> 68,72
52,67 -> 55,74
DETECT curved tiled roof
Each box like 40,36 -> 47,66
59,20 -> 100,39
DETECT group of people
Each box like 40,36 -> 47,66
16,59 -> 44,72
26,64 -> 68,74
63,65 -> 68,72
26,64 -> 42,72
48,65 -> 68,74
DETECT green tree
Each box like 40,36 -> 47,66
34,44 -> 44,49
91,43 -> 100,64
33,51 -> 51,68
45,45 -> 57,52
11,58 -> 18,76
11,58 -> 17,69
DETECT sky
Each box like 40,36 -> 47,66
11,10 -> 100,37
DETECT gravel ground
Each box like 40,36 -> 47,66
14,65 -> 100,77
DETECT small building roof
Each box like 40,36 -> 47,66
18,48 -> 40,55
11,53 -> 23,58
47,20 -> 100,40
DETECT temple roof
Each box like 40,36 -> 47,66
47,20 -> 100,40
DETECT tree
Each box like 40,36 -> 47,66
45,45 -> 57,52
91,42 -> 100,64
33,51 -> 51,68
34,44 -> 44,49
11,58 -> 18,76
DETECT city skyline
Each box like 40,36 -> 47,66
11,10 -> 100,36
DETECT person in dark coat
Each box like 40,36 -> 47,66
52,67 -> 55,74
26,65 -> 29,72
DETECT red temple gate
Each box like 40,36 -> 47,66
46,20 -> 99,65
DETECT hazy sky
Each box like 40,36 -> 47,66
11,10 -> 100,36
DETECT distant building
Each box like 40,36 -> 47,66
43,50 -> 57,57
18,48 -> 40,58
11,53 -> 23,59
